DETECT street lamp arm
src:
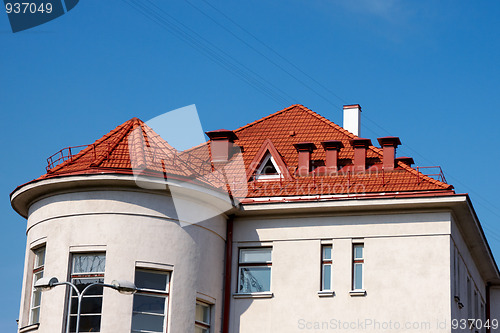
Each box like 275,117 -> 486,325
52,281 -> 81,297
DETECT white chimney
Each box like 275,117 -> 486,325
343,104 -> 361,136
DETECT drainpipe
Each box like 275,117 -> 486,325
486,283 -> 491,333
222,216 -> 234,333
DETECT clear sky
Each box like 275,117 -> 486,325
1,0 -> 500,330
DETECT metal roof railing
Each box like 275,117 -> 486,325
46,145 -> 90,171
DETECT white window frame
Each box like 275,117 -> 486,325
195,301 -> 211,333
131,269 -> 170,333
321,245 -> 333,291
352,244 -> 364,291
29,246 -> 45,325
67,253 -> 106,333
237,247 -> 272,294
255,154 -> 282,180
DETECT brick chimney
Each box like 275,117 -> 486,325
343,104 -> 361,136
320,140 -> 343,174
206,129 -> 238,163
350,138 -> 371,172
377,136 -> 401,171
293,142 -> 316,176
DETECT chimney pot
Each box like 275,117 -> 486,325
377,136 -> 401,171
395,156 -> 414,167
206,129 -> 238,163
293,142 -> 316,176
350,138 -> 371,172
343,104 -> 361,136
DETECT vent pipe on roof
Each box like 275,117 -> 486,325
343,104 -> 361,136
293,142 -> 316,176
206,129 -> 238,163
320,140 -> 343,175
377,137 -> 401,171
350,138 -> 371,172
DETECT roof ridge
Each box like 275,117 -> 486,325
91,118 -> 139,167
233,104 -> 300,133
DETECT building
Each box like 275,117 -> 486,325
11,104 -> 500,333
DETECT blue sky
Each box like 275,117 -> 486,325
1,0 -> 500,330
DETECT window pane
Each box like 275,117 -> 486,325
323,246 -> 332,260
135,270 -> 168,291
35,248 -> 45,268
69,314 -> 101,333
239,267 -> 271,292
195,303 -> 210,324
322,264 -> 331,290
260,158 -> 278,175
71,296 -> 102,314
354,245 -> 363,259
354,263 -> 363,290
133,294 -> 165,314
131,313 -> 164,332
240,249 -> 272,263
30,307 -> 40,324
72,254 -> 106,274
32,290 -> 42,307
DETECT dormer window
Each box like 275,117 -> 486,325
255,153 -> 281,180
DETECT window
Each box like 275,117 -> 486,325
67,253 -> 106,333
195,302 -> 211,333
321,245 -> 332,291
255,154 -> 281,180
238,248 -> 272,293
131,269 -> 169,333
352,244 -> 364,290
30,247 -> 45,324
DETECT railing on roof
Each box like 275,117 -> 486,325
46,145 -> 90,171
416,166 -> 447,183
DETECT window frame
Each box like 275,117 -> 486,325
321,245 -> 333,291
237,247 -> 272,294
131,268 -> 170,333
352,243 -> 364,291
195,301 -> 211,333
255,154 -> 282,180
66,252 -> 106,333
29,246 -> 46,325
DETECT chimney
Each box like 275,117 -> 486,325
293,142 -> 316,176
350,138 -> 371,172
377,136 -> 402,171
206,129 -> 238,163
395,156 -> 414,167
320,140 -> 343,174
343,104 -> 361,136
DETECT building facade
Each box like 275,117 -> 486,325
11,104 -> 500,333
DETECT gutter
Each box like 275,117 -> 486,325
222,215 -> 234,333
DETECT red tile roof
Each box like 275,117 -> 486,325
33,104 -> 453,200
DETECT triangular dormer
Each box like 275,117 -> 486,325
247,139 -> 291,181
256,153 -> 280,179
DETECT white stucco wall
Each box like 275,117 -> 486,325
18,189 -> 226,333
230,211 -> 453,333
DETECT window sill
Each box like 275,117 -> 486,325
233,292 -> 273,299
317,290 -> 335,297
349,290 -> 366,296
19,323 -> 39,333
